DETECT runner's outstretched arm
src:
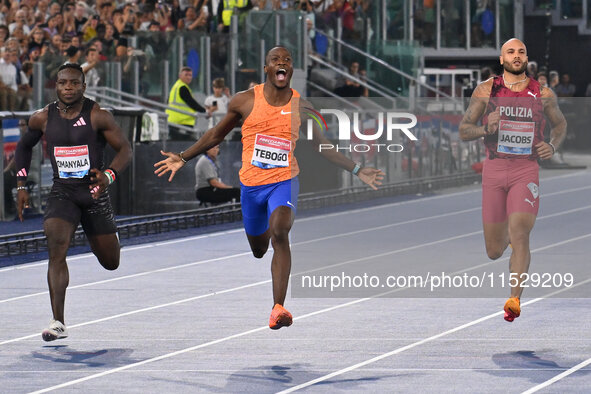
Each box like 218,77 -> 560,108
301,100 -> 385,190
154,91 -> 248,182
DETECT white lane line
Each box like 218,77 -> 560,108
5,172 -> 588,271
0,251 -> 253,305
1,206 -> 590,346
0,205 -> 485,304
27,299 -> 367,394
0,228 -> 246,273
4,367 -> 575,374
24,234 -> 591,392
277,276 -> 591,394
3,201 -> 590,306
521,357 -> 591,393
0,178 -> 591,298
0,279 -> 270,346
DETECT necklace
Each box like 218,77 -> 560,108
503,75 -> 527,86
56,98 -> 83,113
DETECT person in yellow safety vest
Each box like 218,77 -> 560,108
220,0 -> 248,32
166,66 -> 207,140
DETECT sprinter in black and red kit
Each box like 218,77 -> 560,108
14,63 -> 132,341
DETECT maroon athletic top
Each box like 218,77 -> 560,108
483,76 -> 546,160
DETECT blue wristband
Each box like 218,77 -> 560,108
352,163 -> 361,176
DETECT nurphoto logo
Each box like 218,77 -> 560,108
303,108 -> 419,153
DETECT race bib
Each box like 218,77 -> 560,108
251,134 -> 290,169
54,145 -> 90,178
497,120 -> 535,155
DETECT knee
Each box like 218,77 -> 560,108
251,248 -> 267,259
98,255 -> 120,270
486,248 -> 504,260
509,231 -> 529,246
270,226 -> 290,246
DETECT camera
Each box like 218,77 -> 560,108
212,100 -> 218,106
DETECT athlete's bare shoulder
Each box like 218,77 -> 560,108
472,77 -> 494,98
28,105 -> 49,132
299,97 -> 313,109
90,101 -> 118,131
229,88 -> 255,118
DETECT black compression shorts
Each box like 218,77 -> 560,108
44,182 -> 117,236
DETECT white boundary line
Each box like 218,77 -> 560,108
26,233 -> 591,393
521,357 -> 591,393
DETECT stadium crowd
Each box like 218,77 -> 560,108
0,0 -> 376,111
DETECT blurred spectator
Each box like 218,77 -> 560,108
42,14 -> 60,36
40,34 -> 65,83
194,144 -> 240,204
204,77 -> 230,127
65,45 -> 82,64
87,37 -> 108,61
168,0 -> 184,30
48,1 -> 62,17
166,66 -> 207,139
37,0 -> 50,18
480,66 -> 495,81
178,6 -> 208,31
536,72 -> 548,88
219,0 -> 249,33
141,21 -> 169,61
0,46 -> 18,111
28,27 -> 46,51
154,1 -> 174,30
74,1 -> 90,33
0,25 -> 9,46
334,61 -> 365,97
18,60 -> 34,110
554,73 -> 576,97
82,14 -> 100,42
71,35 -> 82,48
113,37 -> 140,93
548,70 -> 559,91
526,60 -> 537,78
9,9 -> 31,35
61,2 -> 78,38
82,46 -> 101,88
98,1 -> 115,23
26,45 -> 42,62
100,23 -> 117,57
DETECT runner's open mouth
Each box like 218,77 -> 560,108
276,69 -> 287,81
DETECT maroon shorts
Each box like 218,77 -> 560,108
482,158 -> 540,223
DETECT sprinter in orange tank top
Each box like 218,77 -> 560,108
459,39 -> 567,322
155,47 -> 384,329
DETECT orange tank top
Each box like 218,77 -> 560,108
239,84 -> 300,186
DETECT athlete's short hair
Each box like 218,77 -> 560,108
58,62 -> 86,83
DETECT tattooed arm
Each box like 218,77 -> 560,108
459,79 -> 493,141
536,86 -> 567,160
